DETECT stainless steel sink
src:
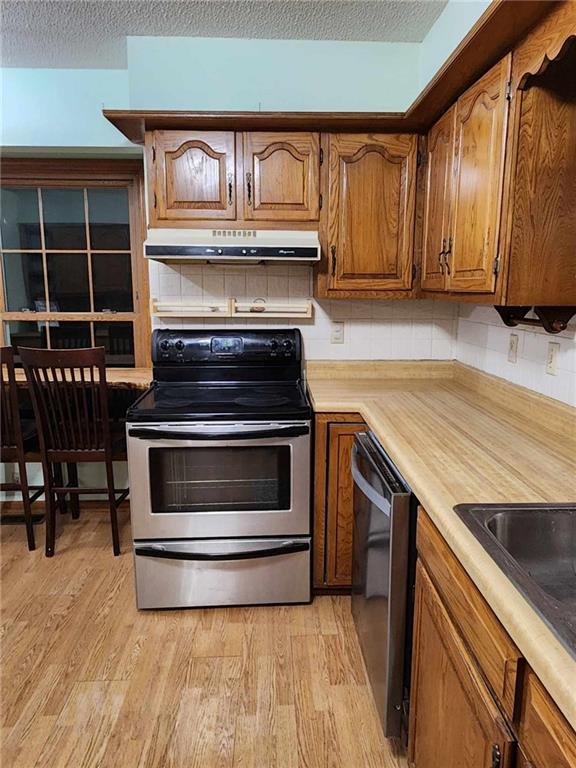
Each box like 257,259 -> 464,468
454,503 -> 576,657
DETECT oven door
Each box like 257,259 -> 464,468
127,421 -> 310,539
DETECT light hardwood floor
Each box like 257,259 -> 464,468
1,507 -> 407,768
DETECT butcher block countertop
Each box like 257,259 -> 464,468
306,360 -> 576,729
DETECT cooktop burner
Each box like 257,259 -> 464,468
127,382 -> 310,422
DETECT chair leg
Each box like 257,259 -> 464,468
67,463 -> 80,520
54,463 -> 68,516
105,459 -> 120,556
17,457 -> 36,551
43,467 -> 57,558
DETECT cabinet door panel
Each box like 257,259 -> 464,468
448,56 -> 511,293
328,133 -> 417,292
518,669 -> 576,768
325,421 -> 365,586
506,43 -> 576,305
421,107 -> 455,291
408,562 -> 515,768
243,132 -> 320,221
153,131 -> 236,221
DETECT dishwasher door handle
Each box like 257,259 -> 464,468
351,444 -> 391,517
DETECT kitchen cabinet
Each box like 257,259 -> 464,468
148,130 -> 236,225
448,55 -> 511,293
421,2 -> 576,310
410,508 -> 576,768
313,414 -> 365,588
502,17 -> 576,306
241,132 -> 320,222
319,133 -> 417,297
517,669 -> 576,768
408,560 -> 515,768
147,129 -> 321,226
421,107 -> 455,291
420,56 -> 511,296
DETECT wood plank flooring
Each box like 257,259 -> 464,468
0,507 -> 407,768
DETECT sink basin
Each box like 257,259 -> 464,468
454,503 -> 576,657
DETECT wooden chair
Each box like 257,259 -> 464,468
18,346 -> 129,557
1,346 -> 43,550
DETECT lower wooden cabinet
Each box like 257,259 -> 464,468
517,669 -> 576,768
313,414 -> 365,588
408,560 -> 515,768
410,509 -> 576,768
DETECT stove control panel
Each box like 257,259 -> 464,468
152,329 -> 302,365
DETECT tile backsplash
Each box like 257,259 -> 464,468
149,261 -> 458,361
456,305 -> 576,406
149,262 -> 575,406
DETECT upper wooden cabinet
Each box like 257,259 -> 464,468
241,132 -> 320,222
147,129 -> 320,226
449,55 -> 511,293
421,56 -> 511,296
421,107 -> 455,291
324,133 -> 417,294
503,22 -> 576,306
149,131 -> 236,224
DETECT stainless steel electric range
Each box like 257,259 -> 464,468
126,328 -> 312,609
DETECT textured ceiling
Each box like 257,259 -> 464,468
1,0 -> 447,69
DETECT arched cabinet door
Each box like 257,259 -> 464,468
242,132 -> 320,221
421,106 -> 455,292
151,131 -> 236,222
327,133 -> 417,292
447,55 -> 511,293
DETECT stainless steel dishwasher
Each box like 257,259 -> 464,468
351,431 -> 417,741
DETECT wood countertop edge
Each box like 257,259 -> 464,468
307,368 -> 576,729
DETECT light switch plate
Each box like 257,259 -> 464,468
331,321 -> 345,344
507,333 -> 519,363
546,342 -> 560,375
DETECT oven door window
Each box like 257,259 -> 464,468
148,446 -> 291,513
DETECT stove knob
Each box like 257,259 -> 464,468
270,339 -> 279,351
217,248 -> 223,255
282,339 -> 293,352
159,339 -> 170,350
174,340 -> 185,351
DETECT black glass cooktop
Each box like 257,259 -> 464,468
127,381 -> 311,422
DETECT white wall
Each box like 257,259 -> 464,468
456,305 -> 576,406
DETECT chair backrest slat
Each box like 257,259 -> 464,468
18,347 -> 112,456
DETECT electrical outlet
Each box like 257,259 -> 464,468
330,321 -> 345,344
507,333 -> 519,363
546,342 -> 560,375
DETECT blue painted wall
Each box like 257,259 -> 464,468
127,37 -> 419,112
1,68 -> 131,148
1,1 -> 493,150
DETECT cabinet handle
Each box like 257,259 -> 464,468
246,172 -> 252,206
331,244 -> 337,277
491,744 -> 501,768
444,237 -> 453,276
227,173 -> 233,205
438,238 -> 446,275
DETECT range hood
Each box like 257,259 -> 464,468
144,229 -> 321,263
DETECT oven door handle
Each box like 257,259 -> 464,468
128,425 -> 309,440
134,541 -> 310,561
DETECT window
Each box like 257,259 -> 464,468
0,159 -> 149,366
